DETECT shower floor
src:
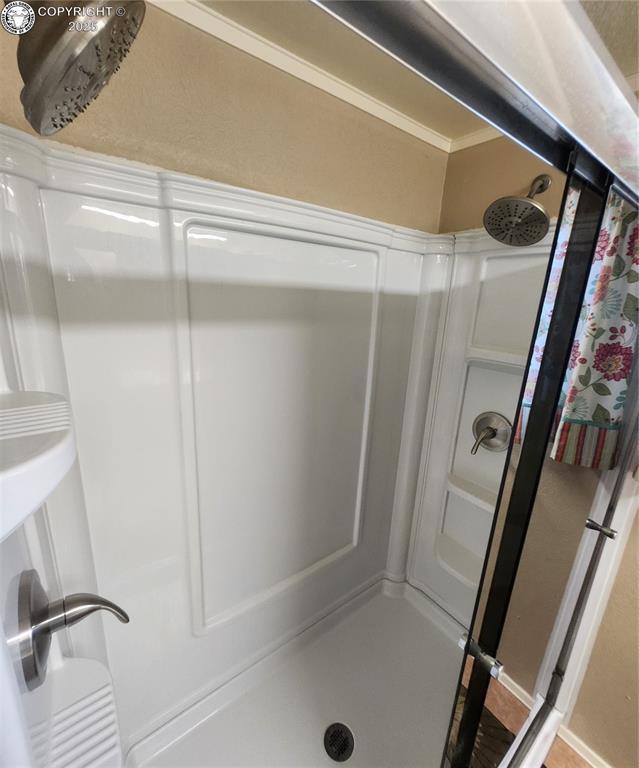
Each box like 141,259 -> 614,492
127,582 -> 464,768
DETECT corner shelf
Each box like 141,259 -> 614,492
0,392 -> 76,542
465,345 -> 527,370
447,473 -> 498,513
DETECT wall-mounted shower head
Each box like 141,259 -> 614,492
13,0 -> 146,136
483,174 -> 552,247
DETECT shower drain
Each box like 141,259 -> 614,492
324,723 -> 355,762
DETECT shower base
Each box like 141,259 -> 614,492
127,581 -> 464,768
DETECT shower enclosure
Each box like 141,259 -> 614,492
1,2 -> 637,768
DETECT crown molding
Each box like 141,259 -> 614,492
147,0 -> 501,154
449,126 -> 502,153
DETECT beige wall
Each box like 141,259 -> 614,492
497,464 -> 638,767
0,7 -> 566,237
469,452 -> 637,768
571,517 -> 638,767
498,460 -> 601,693
439,137 -> 566,232
0,4 -> 447,233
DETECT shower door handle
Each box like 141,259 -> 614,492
7,569 -> 129,690
41,592 -> 129,632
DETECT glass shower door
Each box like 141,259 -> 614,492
446,168 -> 612,767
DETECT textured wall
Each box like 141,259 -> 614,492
474,438 -> 637,767
498,460 -> 601,694
0,8 -> 566,237
570,517 -> 638,768
0,4 -> 447,232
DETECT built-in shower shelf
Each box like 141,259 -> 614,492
465,346 -> 527,370
447,473 -> 497,513
0,391 -> 76,542
437,534 -> 483,587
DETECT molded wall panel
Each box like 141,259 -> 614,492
183,225 -> 378,626
472,254 -> 548,354
452,362 -> 524,493
408,230 -> 551,625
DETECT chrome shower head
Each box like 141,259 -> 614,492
483,174 -> 552,247
14,0 -> 146,136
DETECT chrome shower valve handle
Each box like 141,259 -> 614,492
471,426 -> 498,455
7,569 -> 129,690
470,412 -> 512,454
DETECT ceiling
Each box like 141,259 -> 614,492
580,0 -> 638,79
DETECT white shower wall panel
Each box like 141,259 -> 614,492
4,128 -> 452,752
42,191 -> 189,749
182,225 -> 377,626
408,229 -> 553,626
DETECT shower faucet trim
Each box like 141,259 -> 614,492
471,412 -> 512,454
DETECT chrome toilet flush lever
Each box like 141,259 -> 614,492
7,569 -> 129,690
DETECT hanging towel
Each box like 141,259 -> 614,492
514,185 -> 581,443
551,190 -> 638,469
515,187 -> 638,469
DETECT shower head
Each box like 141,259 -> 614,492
483,174 -> 552,247
14,0 -> 146,136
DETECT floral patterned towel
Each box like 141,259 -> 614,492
514,185 -> 581,447
552,190 -> 638,468
516,187 -> 638,470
